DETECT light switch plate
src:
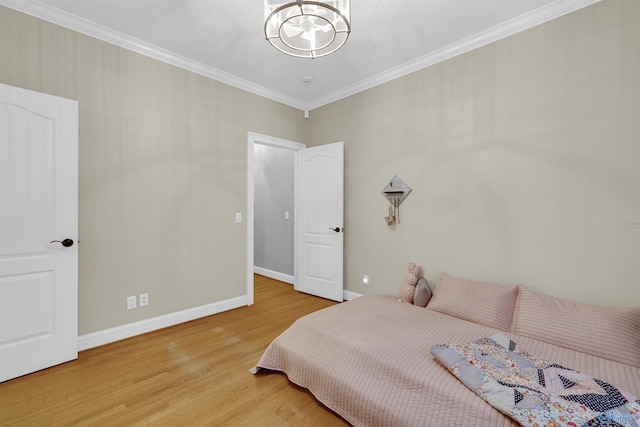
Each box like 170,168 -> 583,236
127,295 -> 137,310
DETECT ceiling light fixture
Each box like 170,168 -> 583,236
264,0 -> 351,59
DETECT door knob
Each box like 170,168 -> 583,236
50,238 -> 74,247
329,227 -> 342,233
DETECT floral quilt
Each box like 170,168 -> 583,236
431,333 -> 640,427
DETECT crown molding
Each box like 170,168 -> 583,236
306,0 -> 602,110
0,0 -> 307,110
1,0 -> 601,112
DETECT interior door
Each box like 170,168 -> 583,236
0,83 -> 78,382
296,142 -> 344,302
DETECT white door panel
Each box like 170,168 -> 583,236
0,106 -> 54,254
0,83 -> 78,382
304,243 -> 334,281
297,142 -> 344,302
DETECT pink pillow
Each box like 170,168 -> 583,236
512,287 -> 640,368
427,273 -> 520,332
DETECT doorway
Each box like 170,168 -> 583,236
253,144 -> 295,283
246,132 -> 305,305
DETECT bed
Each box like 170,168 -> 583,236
252,273 -> 640,426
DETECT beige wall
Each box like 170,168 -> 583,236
0,6 -> 305,334
307,0 -> 639,306
1,0 -> 638,341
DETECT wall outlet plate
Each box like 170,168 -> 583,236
139,293 -> 149,307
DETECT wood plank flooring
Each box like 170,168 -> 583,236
0,275 -> 350,426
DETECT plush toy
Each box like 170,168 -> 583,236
398,262 -> 421,303
413,277 -> 432,307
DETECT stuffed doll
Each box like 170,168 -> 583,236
398,262 -> 421,303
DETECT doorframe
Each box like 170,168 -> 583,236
246,132 -> 305,305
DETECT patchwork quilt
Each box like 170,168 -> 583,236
432,334 -> 640,427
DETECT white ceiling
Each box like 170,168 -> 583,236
1,0 -> 599,110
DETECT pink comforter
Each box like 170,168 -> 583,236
252,295 -> 640,427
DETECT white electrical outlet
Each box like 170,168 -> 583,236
127,295 -> 137,310
235,212 -> 242,223
139,293 -> 149,307
363,275 -> 369,286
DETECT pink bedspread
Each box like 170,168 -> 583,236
252,295 -> 640,427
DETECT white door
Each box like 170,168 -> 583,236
0,83 -> 78,382
296,142 -> 344,302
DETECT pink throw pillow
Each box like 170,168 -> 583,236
427,273 -> 520,332
512,287 -> 640,367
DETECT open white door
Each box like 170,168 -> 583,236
296,142 -> 344,302
0,84 -> 78,382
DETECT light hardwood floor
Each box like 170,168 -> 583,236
0,275 -> 350,426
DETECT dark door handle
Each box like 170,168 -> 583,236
329,227 -> 342,233
50,238 -> 74,247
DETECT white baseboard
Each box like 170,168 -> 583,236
78,295 -> 249,351
343,290 -> 362,301
253,267 -> 294,285
77,288 -> 362,351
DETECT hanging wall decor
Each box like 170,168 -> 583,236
382,175 -> 412,226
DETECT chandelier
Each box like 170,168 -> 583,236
264,0 -> 351,59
